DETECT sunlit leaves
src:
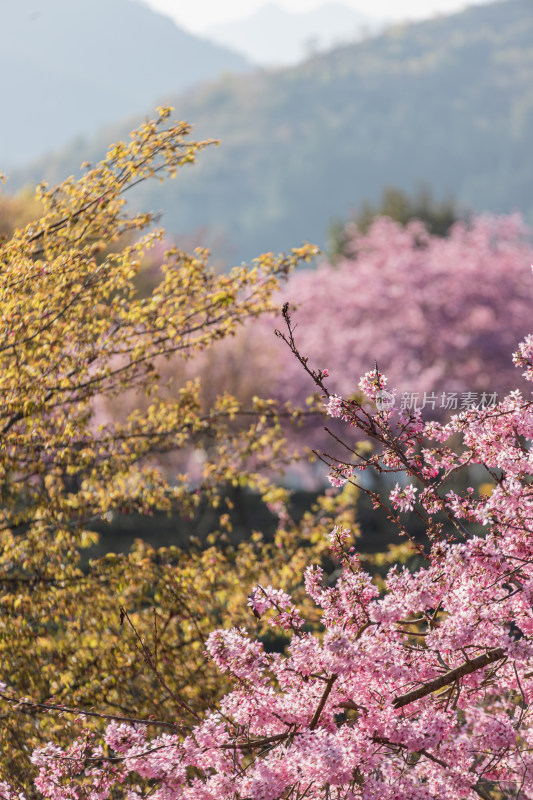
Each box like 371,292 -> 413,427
0,109 -> 323,793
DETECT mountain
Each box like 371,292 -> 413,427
203,3 -> 383,66
10,0 -> 533,266
0,0 -> 251,168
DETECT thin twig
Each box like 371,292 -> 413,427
0,691 -> 184,731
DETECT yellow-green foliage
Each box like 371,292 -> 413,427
1,484 -> 359,791
0,109 -> 357,793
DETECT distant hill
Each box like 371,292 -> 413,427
203,2 -> 383,66
10,0 -> 533,265
0,0 -> 251,168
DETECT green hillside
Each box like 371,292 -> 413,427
11,0 -> 533,264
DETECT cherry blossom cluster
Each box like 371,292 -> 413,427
324,394 -> 345,419
513,331 -> 533,381
328,524 -> 354,560
389,482 -> 418,512
327,465 -> 353,488
247,584 -> 305,630
357,368 -> 388,400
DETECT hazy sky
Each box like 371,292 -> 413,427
144,0 -> 491,32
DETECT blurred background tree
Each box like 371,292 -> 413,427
328,185 -> 466,262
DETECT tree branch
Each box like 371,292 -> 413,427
393,648 -> 506,709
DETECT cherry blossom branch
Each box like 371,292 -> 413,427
309,674 -> 337,730
393,648 -> 507,709
220,732 -> 291,751
278,304 -> 473,545
0,691 -> 184,731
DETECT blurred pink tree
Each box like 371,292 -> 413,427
111,213 -> 533,486
267,214 -> 533,409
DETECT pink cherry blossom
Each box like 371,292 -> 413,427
389,482 -> 418,512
